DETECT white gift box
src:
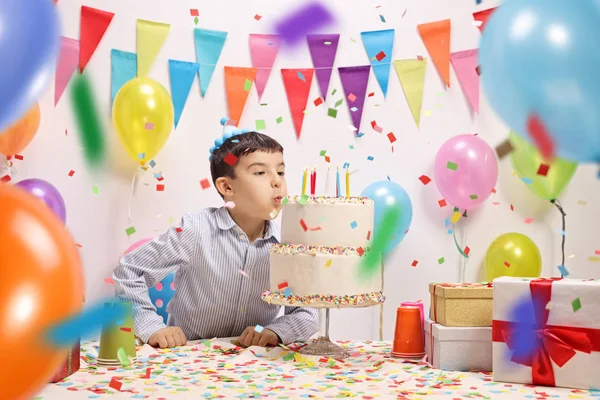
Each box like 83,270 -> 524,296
424,318 -> 492,371
493,277 -> 600,389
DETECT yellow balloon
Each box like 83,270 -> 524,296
113,77 -> 174,165
484,233 -> 542,281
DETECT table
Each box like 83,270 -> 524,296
37,339 -> 598,399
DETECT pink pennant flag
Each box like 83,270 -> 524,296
55,37 -> 80,105
250,34 -> 281,101
450,49 -> 479,113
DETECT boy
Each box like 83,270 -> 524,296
113,128 -> 318,349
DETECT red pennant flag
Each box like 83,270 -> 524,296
224,67 -> 257,126
418,19 -> 451,87
79,6 -> 115,73
473,8 -> 498,33
281,69 -> 314,140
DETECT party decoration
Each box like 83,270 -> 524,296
281,69 -> 314,139
307,34 -> 340,100
0,102 -> 41,157
224,67 -> 257,126
472,7 -> 497,33
450,49 -> 479,113
434,134 -> 498,210
509,132 -> 577,201
136,19 -> 171,77
15,178 -> 67,223
480,0 -> 600,162
112,77 -> 174,165
484,233 -> 542,281
111,49 -> 137,105
250,34 -> 281,101
417,19 -> 451,87
393,58 -> 427,128
194,28 -> 228,97
168,60 -> 200,128
338,65 -> 370,133
0,183 -> 84,400
55,37 -> 80,106
79,6 -> 115,72
360,206 -> 401,277
125,238 -> 151,255
274,2 -> 334,46
361,29 -> 395,97
0,0 -> 59,131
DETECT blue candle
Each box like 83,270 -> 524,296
336,166 -> 340,197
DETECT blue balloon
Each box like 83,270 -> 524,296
0,0 -> 60,131
148,272 -> 176,324
360,181 -> 412,254
480,0 -> 600,162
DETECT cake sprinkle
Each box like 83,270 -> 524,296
271,243 -> 369,256
283,195 -> 374,205
261,290 -> 386,306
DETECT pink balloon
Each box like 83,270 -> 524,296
434,134 -> 498,210
125,238 -> 151,255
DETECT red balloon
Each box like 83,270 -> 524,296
0,183 -> 83,400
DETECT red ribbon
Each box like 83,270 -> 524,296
492,278 -> 600,386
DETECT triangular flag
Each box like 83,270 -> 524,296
281,69 -> 314,140
417,19 -> 451,87
224,67 -> 257,126
136,20 -> 171,77
450,49 -> 479,113
250,34 -> 281,101
110,50 -> 137,105
168,60 -> 200,128
393,59 -> 427,128
307,34 -> 340,100
55,37 -> 80,105
79,6 -> 114,73
338,66 -> 370,133
473,8 -> 498,33
361,29 -> 395,97
194,29 -> 228,97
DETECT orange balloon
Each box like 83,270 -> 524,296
0,183 -> 83,400
0,102 -> 41,156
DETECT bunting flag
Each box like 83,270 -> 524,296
194,28 -> 228,97
250,34 -> 281,101
361,29 -> 395,97
224,67 -> 257,126
281,69 -> 314,140
168,60 -> 200,128
137,20 -> 171,77
473,8 -> 498,32
393,58 -> 427,128
417,19 -> 451,87
450,49 -> 479,113
110,50 -> 137,105
338,65 -> 370,133
55,37 -> 80,105
307,34 -> 339,100
79,6 -> 114,73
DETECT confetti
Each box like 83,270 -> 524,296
327,108 -> 337,118
527,114 -> 554,160
343,162 -> 350,169
350,221 -> 358,229
190,9 -> 199,16
347,93 -> 357,102
200,179 -> 210,190
379,14 -> 386,22
411,260 -> 419,267
145,122 -> 154,130
175,227 -> 183,233
464,246 -> 471,256
375,51 -> 386,62
504,261 -> 511,268
13,154 -> 23,161
269,209 -> 279,219
446,161 -> 458,171
370,120 -> 383,133
125,226 -> 136,236
299,219 -> 308,231
366,230 -> 371,240
419,175 -> 431,185
277,281 -> 288,290
438,257 -> 445,265
0,175 -> 10,183
558,265 -> 569,277
469,194 -> 478,200
357,247 -> 365,257
297,194 -> 309,205
224,201 -> 235,209
109,377 -> 122,391
475,65 -> 481,75
297,71 -> 306,81
387,132 -> 396,143
281,197 -> 289,205
438,199 -> 447,208
149,160 -> 156,168
572,297 -> 582,312
119,327 -> 132,333
224,153 -> 238,166
319,150 -> 327,156
367,156 -> 374,161
360,207 -> 400,275
68,170 -> 75,177
255,119 -> 266,130
138,152 -> 146,160
156,184 -> 165,192
244,79 -> 252,92
450,211 -> 462,224
331,88 -> 337,96
589,256 -> 600,262
254,14 -> 262,21
276,116 -> 283,124
537,164 -> 550,176
104,278 -> 115,284
524,217 -> 534,224
324,259 -> 332,268
334,99 -> 343,108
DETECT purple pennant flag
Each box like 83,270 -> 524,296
338,65 -> 370,134
307,34 -> 340,100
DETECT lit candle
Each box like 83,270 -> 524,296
345,168 -> 350,197
302,167 -> 308,196
336,165 -> 340,198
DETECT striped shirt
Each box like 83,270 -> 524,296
113,207 -> 318,344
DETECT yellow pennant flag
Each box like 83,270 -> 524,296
136,20 -> 171,77
393,58 -> 427,128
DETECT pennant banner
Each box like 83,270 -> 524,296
361,29 -> 395,97
450,49 -> 479,113
137,20 -> 171,77
111,50 -> 137,105
168,60 -> 200,128
281,69 -> 314,140
250,34 -> 281,101
224,66 -> 257,126
55,37 -> 80,105
79,6 -> 114,73
418,19 -> 450,87
393,58 -> 427,128
194,28 -> 228,97
307,34 -> 340,100
338,65 -> 370,133
473,8 -> 498,33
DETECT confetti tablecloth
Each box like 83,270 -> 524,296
37,339 -> 599,399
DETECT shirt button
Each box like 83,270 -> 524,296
239,234 -> 244,239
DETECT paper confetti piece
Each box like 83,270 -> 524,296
572,297 -> 582,312
244,78 -> 252,91
464,246 -> 471,256
281,196 -> 289,205
283,287 -> 291,297
125,226 -> 136,236
144,122 -> 154,130
149,160 -> 156,168
419,175 -> 431,185
527,114 -> 555,160
314,97 -> 323,106
357,247 -> 365,257
119,327 -> 132,332
450,211 -> 462,224
299,219 -> 308,231
278,281 -> 289,290
537,164 -> 550,176
334,99 -> 343,108
367,156 -> 374,161
524,217 -> 534,224
254,14 -> 262,21
589,256 -> 600,262
156,184 -> 165,192
255,119 -> 266,130
360,207 -> 400,275
387,132 -> 396,143
13,154 -> 23,161
370,120 -> 383,133
109,378 -> 122,391
438,257 -> 445,265
138,152 -> 146,160
298,194 -> 310,205
92,185 -> 99,195
200,178 -> 210,189
224,153 -> 238,166
558,265 -> 569,277
0,175 -> 10,183
224,201 -> 235,209
144,368 -> 152,379
379,14 -> 386,22
104,277 -> 115,284
68,170 -> 75,177
275,116 -> 283,124
319,150 -> 327,156
504,261 -> 511,268
269,209 -> 279,219
324,259 -> 332,268
327,108 -> 337,118
411,260 -> 419,267
190,9 -> 199,16
475,65 -> 481,75
366,230 -> 371,240
175,227 -> 183,233
350,220 -> 358,229
375,51 -> 386,62
446,161 -> 458,171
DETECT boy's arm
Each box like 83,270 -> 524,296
112,214 -> 197,343
265,306 -> 319,344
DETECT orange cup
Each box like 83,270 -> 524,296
391,306 -> 425,358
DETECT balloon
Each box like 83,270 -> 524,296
112,78 -> 174,165
484,233 -> 542,281
0,183 -> 83,400
0,102 -> 41,156
0,0 -> 59,131
360,181 -> 413,254
434,134 -> 498,210
480,0 -> 600,162
125,238 -> 151,255
509,132 -> 578,201
15,178 -> 66,223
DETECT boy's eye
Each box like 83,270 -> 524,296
254,171 -> 266,176
278,171 -> 285,176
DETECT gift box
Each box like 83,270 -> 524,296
425,318 -> 492,371
429,282 -> 493,327
49,339 -> 80,383
493,277 -> 600,389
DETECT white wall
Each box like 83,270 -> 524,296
5,0 -> 599,341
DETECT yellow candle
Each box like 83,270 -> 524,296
302,167 -> 308,196
345,168 -> 350,197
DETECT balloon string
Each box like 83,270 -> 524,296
128,170 -> 138,222
551,199 -> 566,274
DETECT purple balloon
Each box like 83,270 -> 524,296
15,179 -> 66,223
434,135 -> 498,210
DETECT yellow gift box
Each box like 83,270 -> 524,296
429,282 -> 493,327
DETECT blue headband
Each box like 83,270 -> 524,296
209,117 -> 251,160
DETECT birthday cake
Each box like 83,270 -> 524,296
262,195 -> 386,308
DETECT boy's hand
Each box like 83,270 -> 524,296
148,327 -> 187,348
236,326 -> 280,347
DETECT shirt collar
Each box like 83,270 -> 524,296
215,207 -> 278,241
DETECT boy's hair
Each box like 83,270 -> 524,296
210,131 -> 284,198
